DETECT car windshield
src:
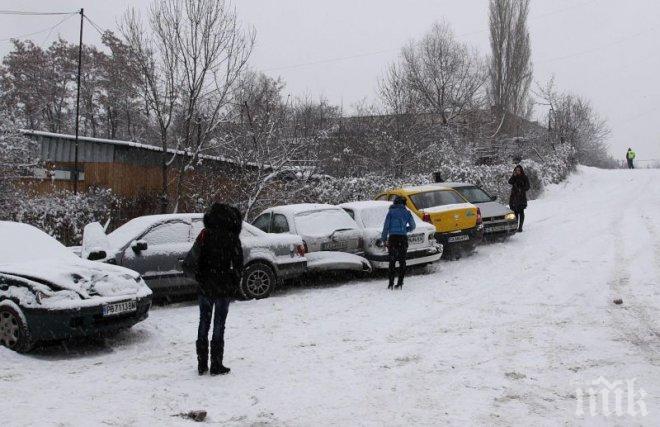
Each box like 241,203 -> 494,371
294,209 -> 357,236
409,190 -> 466,210
454,186 -> 492,203
0,222 -> 76,265
359,205 -> 424,229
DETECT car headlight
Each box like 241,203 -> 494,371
505,213 -> 516,221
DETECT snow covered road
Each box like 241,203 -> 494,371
3,167 -> 659,426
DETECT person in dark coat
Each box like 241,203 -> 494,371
381,196 -> 416,290
183,203 -> 244,376
508,165 -> 530,232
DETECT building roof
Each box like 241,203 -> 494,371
20,129 -> 248,167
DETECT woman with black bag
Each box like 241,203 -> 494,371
508,165 -> 531,232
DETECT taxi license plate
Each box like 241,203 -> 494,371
447,235 -> 469,243
103,300 -> 137,317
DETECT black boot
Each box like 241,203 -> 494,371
210,341 -> 230,376
196,339 -> 208,375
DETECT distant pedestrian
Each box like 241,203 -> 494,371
626,148 -> 636,169
183,203 -> 243,376
508,165 -> 530,232
381,196 -> 416,290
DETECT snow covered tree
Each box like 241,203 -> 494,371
0,115 -> 40,210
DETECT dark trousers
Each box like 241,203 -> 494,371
197,295 -> 231,346
388,235 -> 408,287
514,209 -> 525,230
627,158 -> 634,169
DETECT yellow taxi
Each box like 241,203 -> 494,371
376,185 -> 484,256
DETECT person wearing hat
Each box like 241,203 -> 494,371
381,196 -> 416,290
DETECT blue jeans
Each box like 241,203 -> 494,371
197,295 -> 231,345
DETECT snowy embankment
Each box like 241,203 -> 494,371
2,167 -> 659,426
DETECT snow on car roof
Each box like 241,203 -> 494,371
339,200 -> 393,210
265,203 -> 340,215
398,184 -> 455,193
108,213 -> 203,248
422,202 -> 474,213
0,221 -> 76,265
438,182 -> 475,188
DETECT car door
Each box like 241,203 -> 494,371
119,219 -> 194,295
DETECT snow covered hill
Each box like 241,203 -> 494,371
3,167 -> 659,426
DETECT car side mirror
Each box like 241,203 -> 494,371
490,195 -> 498,201
87,250 -> 107,261
131,240 -> 148,253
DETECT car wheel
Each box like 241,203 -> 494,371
0,305 -> 33,353
241,263 -> 275,300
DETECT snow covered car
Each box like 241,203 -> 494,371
252,204 -> 372,273
80,214 -> 308,299
442,183 -> 518,239
340,201 -> 443,269
0,222 -> 152,353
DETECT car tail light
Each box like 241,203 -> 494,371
296,244 -> 306,257
422,213 -> 432,223
476,207 -> 482,225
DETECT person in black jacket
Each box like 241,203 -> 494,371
508,165 -> 530,232
183,203 -> 244,376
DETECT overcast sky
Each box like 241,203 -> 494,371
1,0 -> 658,162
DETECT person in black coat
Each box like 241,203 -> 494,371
183,203 -> 244,376
508,165 -> 530,232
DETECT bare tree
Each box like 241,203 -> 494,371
387,21 -> 486,124
148,0 -> 254,212
488,0 -> 533,135
537,78 -> 611,167
121,9 -> 180,213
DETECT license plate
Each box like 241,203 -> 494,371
103,300 -> 137,317
409,234 -> 425,245
322,241 -> 348,251
448,235 -> 470,243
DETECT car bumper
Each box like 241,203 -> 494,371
276,260 -> 308,279
483,219 -> 518,237
23,296 -> 152,342
435,225 -> 483,250
366,246 -> 443,269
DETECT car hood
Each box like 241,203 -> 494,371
472,201 -> 513,218
0,259 -> 151,299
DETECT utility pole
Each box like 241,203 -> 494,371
73,8 -> 84,193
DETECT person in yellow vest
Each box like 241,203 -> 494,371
626,148 -> 636,169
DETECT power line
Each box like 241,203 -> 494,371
0,10 -> 76,16
0,12 -> 77,43
83,15 -> 106,37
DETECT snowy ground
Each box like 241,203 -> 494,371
3,167 -> 659,426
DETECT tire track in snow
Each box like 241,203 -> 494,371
608,195 -> 660,365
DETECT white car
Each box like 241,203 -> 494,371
340,201 -> 443,269
0,222 -> 152,353
252,204 -> 372,273
80,214 -> 308,300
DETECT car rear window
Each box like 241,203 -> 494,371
294,209 -> 357,236
453,186 -> 492,203
409,190 -> 465,210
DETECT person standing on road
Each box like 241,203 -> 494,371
183,203 -> 243,376
381,196 -> 416,290
626,148 -> 636,169
508,165 -> 530,232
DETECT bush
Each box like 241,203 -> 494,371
5,188 -> 121,246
